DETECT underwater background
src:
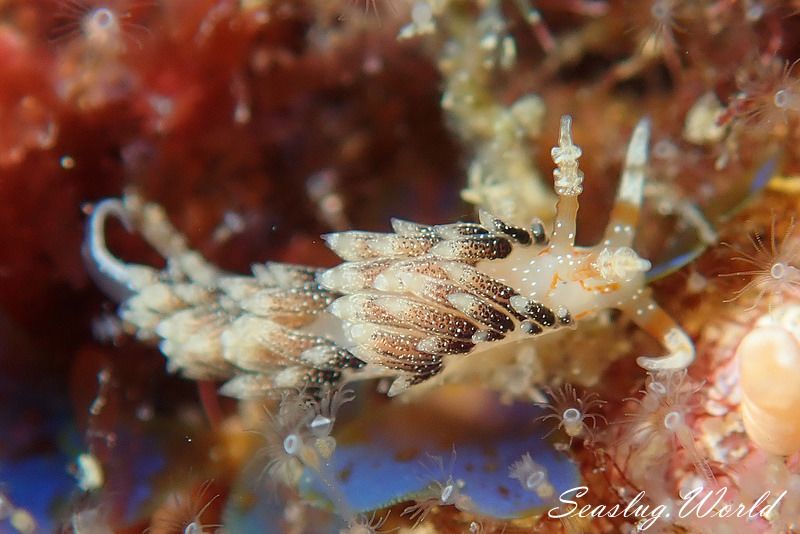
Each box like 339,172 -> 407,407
2,0 -> 800,532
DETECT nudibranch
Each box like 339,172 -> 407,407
85,116 -> 695,398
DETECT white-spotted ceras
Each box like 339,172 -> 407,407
85,116 -> 695,398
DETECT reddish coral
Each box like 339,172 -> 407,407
4,0 -> 800,531
0,1 -> 455,528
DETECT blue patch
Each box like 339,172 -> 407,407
298,395 -> 580,520
0,455 -> 74,532
749,154 -> 779,196
647,153 -> 781,281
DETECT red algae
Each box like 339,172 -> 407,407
2,0 -> 800,532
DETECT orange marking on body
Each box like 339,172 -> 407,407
550,273 -> 561,289
579,279 -> 620,293
572,262 -> 598,282
639,306 -> 677,339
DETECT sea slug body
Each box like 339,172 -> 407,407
320,115 -> 695,395
85,116 -> 695,398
